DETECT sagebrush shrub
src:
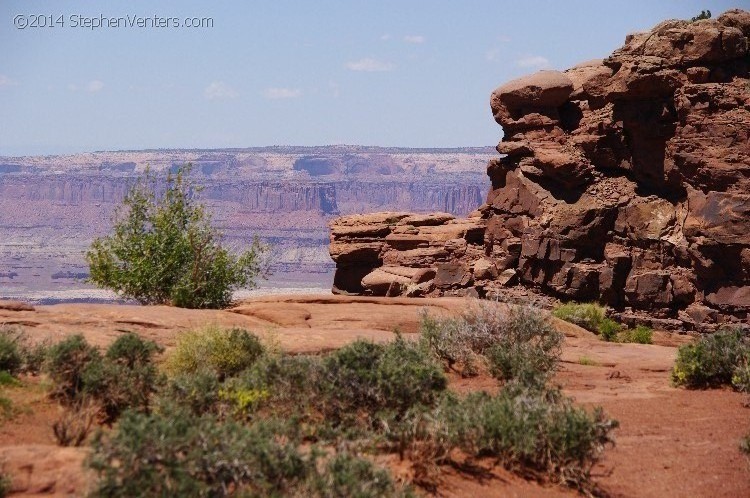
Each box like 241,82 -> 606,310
82,333 -> 163,422
46,333 -> 162,422
311,453 -> 408,498
0,327 -> 47,376
552,303 -> 606,332
45,335 -> 101,403
89,410 -> 407,498
672,328 -> 749,388
0,470 -> 9,498
620,325 -> 653,345
86,164 -> 267,309
597,318 -> 620,342
157,369 -> 223,417
390,382 -> 617,491
165,326 -> 265,379
741,433 -> 750,458
485,307 -> 563,384
321,336 -> 446,423
53,400 -> 97,447
421,303 -> 562,384
230,354 -> 323,422
0,332 -> 22,376
732,354 -> 750,393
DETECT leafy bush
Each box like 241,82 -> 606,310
53,401 -> 97,447
45,335 -> 101,403
234,354 -> 323,419
46,334 -> 162,422
0,471 -> 9,498
311,453 -> 408,498
82,333 -> 163,422
597,318 -> 620,342
552,302 -> 606,332
672,328 -> 750,388
485,307 -> 563,385
0,371 -> 18,387
578,356 -> 598,366
731,354 -> 750,393
620,325 -> 653,345
321,336 -> 446,424
165,326 -> 265,379
0,327 -> 47,376
86,164 -> 267,309
0,332 -> 22,376
391,383 -> 617,491
691,9 -> 711,22
421,303 -> 562,383
157,369 -> 223,417
89,411 -> 407,498
420,313 -> 481,375
741,433 -> 750,458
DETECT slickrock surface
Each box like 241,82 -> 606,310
330,10 -> 750,331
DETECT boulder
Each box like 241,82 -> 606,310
329,9 -> 750,327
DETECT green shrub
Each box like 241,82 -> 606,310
672,328 -> 749,388
485,307 -> 562,385
620,325 -> 653,345
157,369 -> 223,417
0,332 -> 22,376
552,303 -> 606,332
0,395 -> 13,419
0,471 -> 9,498
45,335 -> 102,403
82,333 -> 163,422
391,383 -> 617,491
86,164 -> 267,309
421,304 -> 562,384
731,354 -> 750,393
165,326 -> 265,379
597,318 -> 620,342
578,356 -> 598,367
311,453 -> 409,498
46,334 -> 161,422
322,336 -> 446,424
0,371 -> 18,387
691,9 -> 711,22
21,341 -> 49,375
89,411 -> 407,498
741,433 -> 750,458
89,411 -> 305,497
0,327 -> 49,376
53,400 -> 97,447
420,313 -> 481,375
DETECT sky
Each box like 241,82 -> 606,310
0,0 -> 744,156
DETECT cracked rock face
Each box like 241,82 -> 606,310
330,10 -> 750,331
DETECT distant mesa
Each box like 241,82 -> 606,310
293,154 -> 405,176
51,271 -> 89,280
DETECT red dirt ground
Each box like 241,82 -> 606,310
0,296 -> 748,497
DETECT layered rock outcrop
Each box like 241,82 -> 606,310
330,10 -> 750,330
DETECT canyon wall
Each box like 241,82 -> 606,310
0,147 -> 490,300
330,10 -> 750,331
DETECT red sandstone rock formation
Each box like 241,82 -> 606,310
329,10 -> 750,331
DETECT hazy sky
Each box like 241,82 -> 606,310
0,1 -> 743,155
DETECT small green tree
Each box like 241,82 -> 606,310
87,164 -> 267,308
691,10 -> 711,22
